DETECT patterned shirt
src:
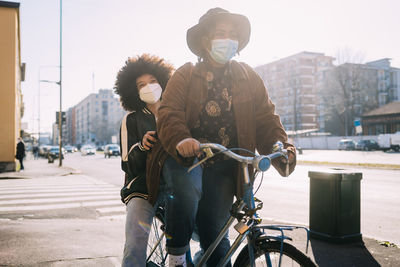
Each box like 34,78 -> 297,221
191,65 -> 238,150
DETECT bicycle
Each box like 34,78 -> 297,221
146,142 -> 316,267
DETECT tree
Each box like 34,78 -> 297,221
320,49 -> 378,136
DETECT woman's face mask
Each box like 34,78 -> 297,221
209,38 -> 239,64
139,83 -> 162,104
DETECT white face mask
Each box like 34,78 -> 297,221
209,39 -> 239,64
139,83 -> 162,104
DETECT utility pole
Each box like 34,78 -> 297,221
58,0 -> 63,167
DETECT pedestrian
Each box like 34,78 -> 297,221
33,144 -> 39,159
114,54 -> 174,267
156,8 -> 297,267
16,138 -> 25,171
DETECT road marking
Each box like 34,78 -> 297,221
96,206 -> 126,214
0,200 -> 122,212
99,215 -> 126,220
0,189 -> 118,199
0,175 -> 126,218
0,184 -> 115,191
109,256 -> 122,267
0,195 -> 120,205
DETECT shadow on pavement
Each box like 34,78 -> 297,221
0,176 -> 30,180
310,238 -> 380,267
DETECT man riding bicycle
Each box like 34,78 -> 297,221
155,8 -> 296,267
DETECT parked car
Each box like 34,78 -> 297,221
104,144 -> 120,158
81,145 -> 96,156
64,145 -> 77,153
355,139 -> 379,151
96,145 -> 105,152
39,145 -> 52,158
338,139 -> 356,150
47,146 -> 65,163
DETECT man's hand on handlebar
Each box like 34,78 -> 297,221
176,138 -> 202,158
280,150 -> 295,165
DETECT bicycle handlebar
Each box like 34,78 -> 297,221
198,142 -> 288,172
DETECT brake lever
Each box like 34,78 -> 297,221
187,147 -> 214,173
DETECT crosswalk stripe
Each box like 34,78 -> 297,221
0,195 -> 120,205
0,185 -> 116,191
0,175 -> 126,218
0,189 -> 118,198
100,215 -> 126,220
96,206 -> 126,214
0,200 -> 122,212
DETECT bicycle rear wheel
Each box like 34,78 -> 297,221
146,208 -> 168,266
233,240 -> 316,267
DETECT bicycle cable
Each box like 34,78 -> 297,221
253,171 -> 264,196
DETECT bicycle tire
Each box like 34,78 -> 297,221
233,240 -> 316,267
146,207 -> 168,266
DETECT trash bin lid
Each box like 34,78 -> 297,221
309,168 -> 362,181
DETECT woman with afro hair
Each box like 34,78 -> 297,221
115,54 -> 174,266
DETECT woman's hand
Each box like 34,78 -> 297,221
142,131 -> 157,150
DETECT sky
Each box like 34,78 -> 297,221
11,0 -> 400,134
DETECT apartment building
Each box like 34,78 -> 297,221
366,58 -> 400,105
255,51 -> 334,132
68,89 -> 125,146
0,1 -> 24,172
319,58 -> 399,135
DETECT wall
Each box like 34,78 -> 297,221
0,4 -> 21,172
293,135 -> 378,150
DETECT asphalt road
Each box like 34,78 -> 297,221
63,150 -> 400,245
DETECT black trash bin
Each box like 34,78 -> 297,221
308,169 -> 362,242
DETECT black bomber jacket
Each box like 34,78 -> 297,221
119,107 -> 156,204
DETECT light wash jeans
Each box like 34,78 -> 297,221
122,197 -> 156,267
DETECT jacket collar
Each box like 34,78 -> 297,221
142,107 -> 152,115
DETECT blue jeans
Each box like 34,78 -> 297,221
163,156 -> 236,266
122,197 -> 156,267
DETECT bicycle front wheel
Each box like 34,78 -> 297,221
233,240 -> 316,267
146,209 -> 168,266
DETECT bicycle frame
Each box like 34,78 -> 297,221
193,143 -> 310,267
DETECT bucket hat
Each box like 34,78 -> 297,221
186,7 -> 251,57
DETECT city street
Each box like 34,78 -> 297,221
0,150 -> 399,266
62,150 -> 400,245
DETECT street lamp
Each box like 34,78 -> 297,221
39,79 -> 61,153
36,0 -> 62,167
59,0 -> 63,167
38,65 -> 59,148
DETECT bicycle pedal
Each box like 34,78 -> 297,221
234,221 -> 250,234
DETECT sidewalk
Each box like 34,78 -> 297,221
0,157 -> 80,179
261,219 -> 400,267
297,149 -> 400,169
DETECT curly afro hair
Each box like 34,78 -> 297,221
114,54 -> 174,112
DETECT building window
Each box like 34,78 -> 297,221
375,124 -> 384,135
102,101 -> 108,116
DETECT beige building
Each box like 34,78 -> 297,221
0,1 -> 24,172
255,51 -> 334,132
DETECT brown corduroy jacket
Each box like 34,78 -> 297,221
146,60 -> 296,205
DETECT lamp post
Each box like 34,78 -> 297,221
37,0 -> 62,166
59,0 -> 63,167
38,65 -> 59,149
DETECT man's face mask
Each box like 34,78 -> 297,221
139,83 -> 162,104
209,39 -> 239,64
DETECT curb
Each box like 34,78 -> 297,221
298,160 -> 400,170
